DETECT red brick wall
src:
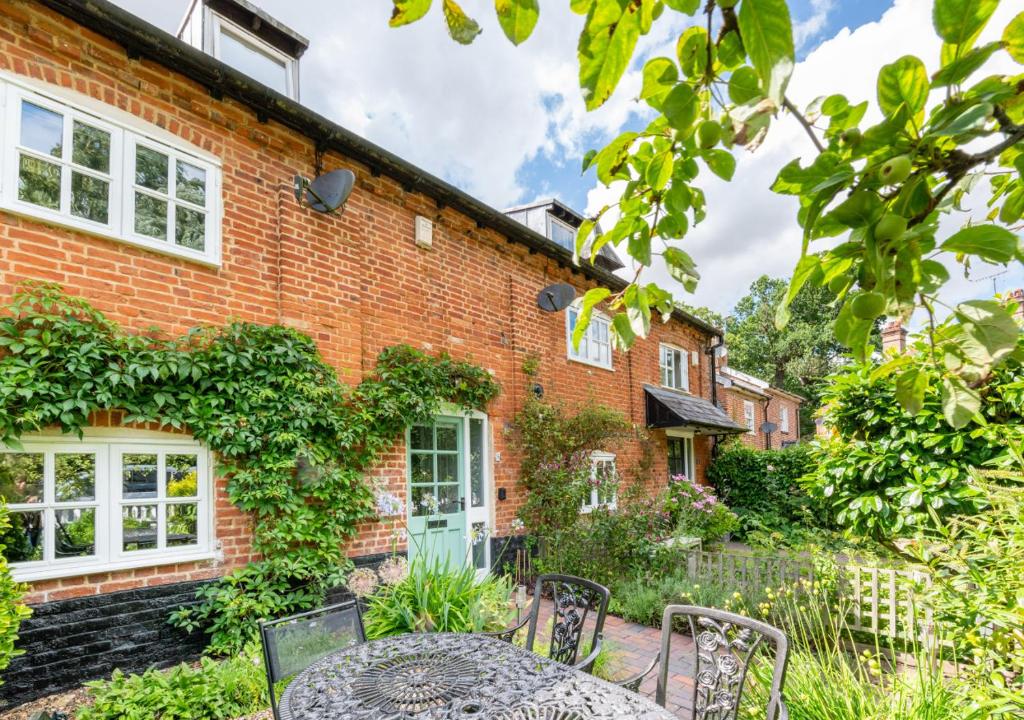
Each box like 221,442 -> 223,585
0,0 -> 718,598
720,386 -> 802,450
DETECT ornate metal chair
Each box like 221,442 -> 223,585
259,600 -> 366,720
482,573 -> 610,672
636,605 -> 789,720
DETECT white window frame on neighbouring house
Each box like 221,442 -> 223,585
566,304 -> 613,370
743,400 -> 756,433
581,451 -> 617,512
780,406 -> 790,433
659,344 -> 690,392
546,214 -> 576,251
0,74 -> 222,266
1,431 -> 214,582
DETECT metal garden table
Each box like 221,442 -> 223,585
279,632 -> 676,720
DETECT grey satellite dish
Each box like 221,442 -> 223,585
536,283 -> 575,312
761,421 -> 778,434
294,169 -> 355,214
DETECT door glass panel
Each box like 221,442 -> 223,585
409,453 -> 433,486
2,511 -> 43,562
167,504 -> 198,547
123,504 -> 158,551
166,454 -> 198,497
55,508 -> 95,558
55,453 -> 95,501
436,454 -> 457,484
435,425 -> 457,451
21,102 -> 63,157
437,483 -> 460,514
410,425 -> 433,450
0,453 -> 44,503
469,418 -> 484,508
410,485 -> 436,517
471,521 -> 488,570
123,454 -> 158,499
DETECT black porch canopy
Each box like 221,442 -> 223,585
644,384 -> 747,435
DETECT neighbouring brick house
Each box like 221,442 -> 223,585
717,366 -> 804,450
0,0 -> 750,704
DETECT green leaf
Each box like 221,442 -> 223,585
611,313 -> 638,347
578,0 -> 643,110
664,0 -> 700,13
737,0 -> 795,105
442,0 -> 482,43
938,101 -> 992,136
390,0 -> 433,26
646,151 -> 674,190
703,149 -> 736,181
940,375 -> 981,429
663,247 -> 700,292
728,66 -> 761,105
931,41 -> 1001,86
877,55 -> 928,118
495,0 -> 539,45
895,367 -> 928,415
955,300 -> 1020,368
639,57 -> 679,107
835,301 -> 873,361
572,287 -> 611,350
1005,12 -> 1024,64
575,218 -> 597,261
628,225 -> 652,265
933,0 -> 999,48
676,26 -> 710,78
662,83 -> 698,131
941,224 -> 1019,263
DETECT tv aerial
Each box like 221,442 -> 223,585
294,168 -> 356,215
536,283 -> 575,313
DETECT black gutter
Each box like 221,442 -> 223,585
36,0 -> 722,339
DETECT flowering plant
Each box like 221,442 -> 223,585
664,475 -> 738,542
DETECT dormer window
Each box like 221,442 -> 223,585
547,214 -> 576,251
178,0 -> 308,102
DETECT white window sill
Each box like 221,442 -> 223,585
567,355 -> 614,372
660,384 -> 691,394
11,548 -> 220,583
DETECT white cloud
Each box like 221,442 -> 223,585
793,0 -> 836,50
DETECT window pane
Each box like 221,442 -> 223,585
436,454 -> 457,484
166,454 -> 198,498
469,418 -> 484,508
72,121 -> 110,172
123,453 -> 158,499
55,507 -> 95,558
410,486 -> 434,517
176,161 -> 206,205
18,155 -> 61,210
167,503 -> 198,547
410,425 -> 433,451
123,504 -> 158,551
674,353 -> 684,389
20,102 -> 63,157
55,453 -> 95,502
71,172 -> 109,224
175,207 -> 206,251
219,30 -> 288,94
436,483 -> 460,514
1,511 -> 43,563
471,521 -> 487,570
0,453 -> 44,504
135,146 -> 168,192
409,453 -> 433,486
436,425 -> 457,452
548,219 -> 575,250
135,192 -> 168,239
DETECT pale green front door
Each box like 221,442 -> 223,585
407,419 -> 466,567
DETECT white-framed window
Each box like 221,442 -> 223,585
667,434 -> 694,481
0,77 -> 222,265
212,14 -> 297,99
743,400 -> 756,433
582,451 -> 617,512
659,344 -> 690,391
547,214 -> 576,251
0,434 -> 213,582
567,305 -> 612,370
780,406 -> 790,433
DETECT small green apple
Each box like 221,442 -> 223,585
879,154 -> 912,185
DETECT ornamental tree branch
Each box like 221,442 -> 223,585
783,97 -> 826,153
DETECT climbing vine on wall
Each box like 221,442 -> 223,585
0,283 -> 500,654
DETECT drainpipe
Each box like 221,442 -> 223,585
705,334 -> 725,459
762,396 -> 772,449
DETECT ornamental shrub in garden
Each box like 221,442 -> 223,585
0,502 -> 29,687
664,475 -> 739,542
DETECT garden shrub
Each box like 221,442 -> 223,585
77,646 -> 267,720
664,476 -> 739,542
0,502 -> 29,686
360,555 -> 513,639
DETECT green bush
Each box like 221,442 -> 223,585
664,477 -> 739,542
361,556 -> 513,639
0,502 -> 30,685
77,646 -> 267,720
707,443 -> 828,540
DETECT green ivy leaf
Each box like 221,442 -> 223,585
442,0 -> 482,43
578,0 -> 643,110
932,0 -> 999,49
736,0 -> 795,105
940,375 -> 981,429
877,55 -> 928,119
390,0 -> 433,26
495,0 -> 539,45
941,224 -> 1019,263
1005,12 -> 1024,64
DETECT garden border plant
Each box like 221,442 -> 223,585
0,283 -> 500,654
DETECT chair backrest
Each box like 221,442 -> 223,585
524,573 -> 610,667
656,605 -> 789,720
259,600 -> 365,718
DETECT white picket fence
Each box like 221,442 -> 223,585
686,550 -> 943,645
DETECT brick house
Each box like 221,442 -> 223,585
717,366 -> 804,450
0,0 -> 750,703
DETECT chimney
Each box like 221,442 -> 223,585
1011,288 -> 1024,325
881,319 -> 907,354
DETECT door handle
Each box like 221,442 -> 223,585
459,497 -> 466,511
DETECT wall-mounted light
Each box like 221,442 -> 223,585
498,488 -> 507,501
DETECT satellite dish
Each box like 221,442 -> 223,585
294,169 -> 355,214
761,421 -> 778,434
536,283 -> 575,313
